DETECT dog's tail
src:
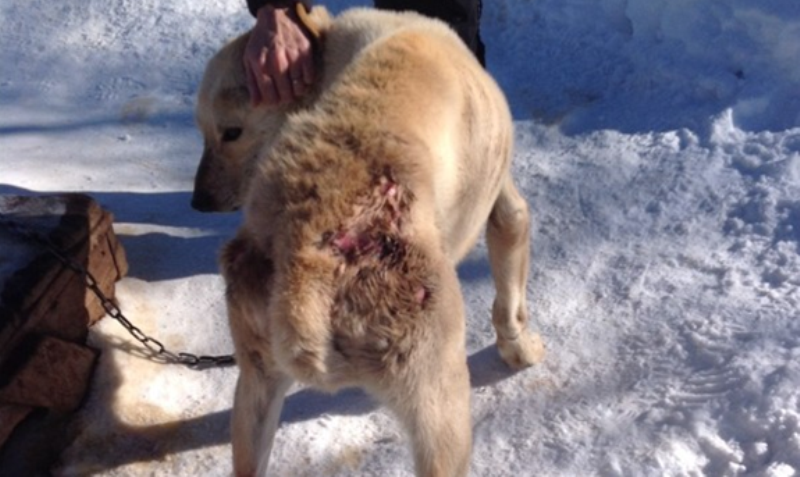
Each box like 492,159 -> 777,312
267,242 -> 341,387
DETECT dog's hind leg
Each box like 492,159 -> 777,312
377,265 -> 472,477
231,350 -> 293,477
396,369 -> 471,477
486,174 -> 545,369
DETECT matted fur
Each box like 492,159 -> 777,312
194,7 -> 545,477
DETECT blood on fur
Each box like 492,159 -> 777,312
325,173 -> 430,307
326,174 -> 410,263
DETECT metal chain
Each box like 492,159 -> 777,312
1,215 -> 235,369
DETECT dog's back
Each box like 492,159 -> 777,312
323,9 -> 515,261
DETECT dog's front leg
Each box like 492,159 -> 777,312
222,236 -> 293,476
399,360 -> 471,477
486,174 -> 545,369
231,352 -> 293,477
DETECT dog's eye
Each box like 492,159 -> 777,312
222,127 -> 243,142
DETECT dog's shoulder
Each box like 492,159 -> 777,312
317,8 -> 468,84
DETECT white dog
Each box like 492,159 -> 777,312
192,7 -> 544,476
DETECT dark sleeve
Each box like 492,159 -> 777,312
247,0 -> 313,17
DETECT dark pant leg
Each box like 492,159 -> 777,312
373,0 -> 485,66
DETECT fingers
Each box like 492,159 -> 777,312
299,47 -> 315,86
244,5 -> 317,108
245,50 -> 309,107
268,47 -> 293,104
290,76 -> 306,99
245,63 -> 261,106
257,45 -> 314,106
244,31 -> 277,106
288,49 -> 314,98
245,52 -> 273,106
259,76 -> 279,106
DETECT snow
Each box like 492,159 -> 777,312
1,0 -> 799,475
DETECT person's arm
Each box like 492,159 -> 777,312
244,1 -> 315,107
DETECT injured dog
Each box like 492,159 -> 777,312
192,6 -> 544,477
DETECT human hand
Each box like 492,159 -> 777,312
244,4 -> 315,107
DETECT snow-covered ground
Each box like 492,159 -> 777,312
2,0 -> 800,475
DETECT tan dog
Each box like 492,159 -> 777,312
193,7 -> 544,477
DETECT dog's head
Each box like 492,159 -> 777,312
192,7 -> 334,213
191,32 -> 288,213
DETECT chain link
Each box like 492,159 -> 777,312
0,215 -> 236,369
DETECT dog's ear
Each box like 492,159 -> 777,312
296,3 -> 323,42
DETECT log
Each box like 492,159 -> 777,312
0,193 -> 127,450
0,335 -> 98,413
1,194 -> 127,353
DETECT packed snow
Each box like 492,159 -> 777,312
1,0 -> 799,475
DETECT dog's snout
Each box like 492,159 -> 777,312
191,191 -> 217,212
191,191 -> 240,213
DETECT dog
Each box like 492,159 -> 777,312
192,7 -> 545,476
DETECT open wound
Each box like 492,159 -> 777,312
325,171 -> 429,307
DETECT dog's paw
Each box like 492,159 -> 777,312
497,331 -> 545,370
